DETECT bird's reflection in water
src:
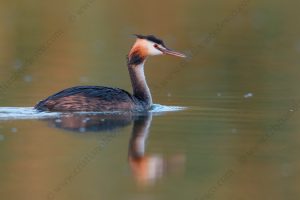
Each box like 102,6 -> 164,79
48,112 -> 134,132
45,112 -> 185,186
128,114 -> 185,186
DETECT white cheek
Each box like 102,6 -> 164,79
146,42 -> 163,56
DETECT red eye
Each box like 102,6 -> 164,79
154,44 -> 158,48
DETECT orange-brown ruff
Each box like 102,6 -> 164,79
35,34 -> 186,112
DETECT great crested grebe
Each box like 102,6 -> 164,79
34,34 -> 186,112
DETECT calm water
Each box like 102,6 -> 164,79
1,0 -> 300,199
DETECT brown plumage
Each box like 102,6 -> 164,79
35,34 -> 186,112
35,86 -> 142,112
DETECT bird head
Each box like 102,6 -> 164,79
128,34 -> 186,65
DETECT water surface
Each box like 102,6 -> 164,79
0,0 -> 300,200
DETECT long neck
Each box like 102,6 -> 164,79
127,50 -> 152,108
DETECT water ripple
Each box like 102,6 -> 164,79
0,104 -> 186,120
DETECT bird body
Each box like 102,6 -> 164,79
35,86 -> 145,112
35,34 -> 185,112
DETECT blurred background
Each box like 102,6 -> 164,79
1,0 -> 300,199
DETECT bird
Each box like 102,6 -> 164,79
34,34 -> 186,112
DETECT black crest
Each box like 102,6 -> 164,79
134,34 -> 166,47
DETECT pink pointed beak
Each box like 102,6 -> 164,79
161,48 -> 187,58
155,45 -> 186,58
